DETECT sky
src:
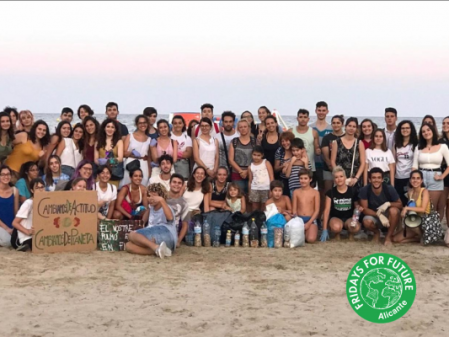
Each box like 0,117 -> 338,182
1,1 -> 449,117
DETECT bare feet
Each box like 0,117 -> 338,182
384,238 -> 393,246
371,232 -> 380,244
348,233 -> 354,242
335,234 -> 341,241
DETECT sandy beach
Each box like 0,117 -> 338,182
1,241 -> 448,337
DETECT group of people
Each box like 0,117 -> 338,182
0,101 -> 447,258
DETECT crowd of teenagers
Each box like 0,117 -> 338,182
0,102 -> 448,258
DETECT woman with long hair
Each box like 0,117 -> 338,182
192,117 -> 218,178
43,155 -> 70,191
171,115 -> 192,180
274,131 -> 295,196
6,120 -> 50,179
255,106 -> 272,143
77,104 -> 94,121
113,168 -> 149,222
364,129 -> 395,186
96,165 -> 117,220
121,114 -> 152,187
241,111 -> 257,137
412,122 -> 449,220
184,166 -> 210,215
16,110 -> 34,134
331,117 -> 366,187
0,165 -> 19,247
3,107 -> 18,133
0,112 -> 15,164
95,118 -> 124,187
260,115 -> 280,169
82,116 -> 100,164
422,115 -> 436,127
45,121 -> 72,164
60,160 -> 95,191
208,166 -> 229,211
55,123 -> 84,178
15,161 -> 39,204
358,119 -> 376,149
439,116 -> 449,224
394,120 -> 418,205
150,119 -> 178,177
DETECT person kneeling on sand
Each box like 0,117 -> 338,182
359,167 -> 402,246
292,169 -> 319,243
126,183 -> 176,259
321,166 -> 362,242
265,180 -> 293,221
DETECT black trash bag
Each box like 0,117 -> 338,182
201,210 -> 233,245
222,210 -> 266,245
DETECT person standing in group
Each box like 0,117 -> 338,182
364,129 -> 395,186
0,165 -> 19,247
0,112 -> 14,164
192,117 -> 218,179
59,107 -> 73,123
412,122 -> 449,220
96,165 -> 117,221
94,118 -> 124,188
45,121 -> 72,164
255,106 -> 271,140
77,104 -> 94,121
241,111 -> 257,137
394,120 -> 418,205
215,111 -> 239,177
6,120 -> 50,180
171,115 -> 192,180
248,146 -> 274,211
121,114 -> 152,187
259,115 -> 280,170
16,110 -> 34,134
331,117 -> 365,188
105,102 -> 128,141
439,116 -> 449,223
82,116 -> 100,165
274,131 -> 295,196
422,115 -> 436,127
383,107 -> 397,151
289,109 -> 320,184
193,103 -> 220,138
228,119 -> 256,195
150,119 -> 177,177
143,107 -> 158,140
55,123 -> 84,178
3,107 -> 18,133
43,155 -> 70,191
359,119 -> 376,149
321,115 -> 345,195
285,138 -> 309,196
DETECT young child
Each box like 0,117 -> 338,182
11,178 -> 45,252
249,146 -> 274,211
265,180 -> 293,221
225,182 -> 246,213
71,178 -> 87,191
285,138 -> 309,196
292,169 -> 319,243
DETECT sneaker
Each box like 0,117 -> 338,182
155,242 -> 172,259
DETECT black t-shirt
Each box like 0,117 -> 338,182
321,133 -> 340,171
358,184 -> 399,211
326,186 -> 357,220
118,121 -> 129,137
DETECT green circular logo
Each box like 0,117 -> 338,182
346,253 -> 416,323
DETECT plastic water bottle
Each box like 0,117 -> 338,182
284,222 -> 290,248
250,218 -> 259,248
186,224 -> 194,246
225,230 -> 232,247
242,221 -> 250,247
234,231 -> 240,247
203,219 -> 211,247
213,224 -> 221,247
260,221 -> 268,247
351,208 -> 360,228
194,220 -> 202,247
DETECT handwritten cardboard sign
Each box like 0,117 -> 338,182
98,219 -> 145,251
33,191 -> 98,254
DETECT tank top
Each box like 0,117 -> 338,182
292,127 -> 315,171
261,134 -> 280,168
156,137 -> 174,158
195,136 -> 216,170
128,133 -> 151,157
226,198 -> 242,213
232,137 -> 255,172
0,187 -> 15,229
60,138 -> 81,169
211,181 -> 228,201
335,138 -> 360,179
125,184 -> 143,207
0,137 -> 12,163
413,188 -> 431,215
5,140 -> 41,173
85,143 -> 95,163
183,189 -> 204,211
250,159 -> 270,190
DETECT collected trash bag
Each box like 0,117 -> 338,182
266,213 -> 287,248
287,217 -> 305,248
222,210 -> 266,244
264,203 -> 279,221
201,210 -> 233,244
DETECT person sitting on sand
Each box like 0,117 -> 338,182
321,166 -> 362,242
165,174 -> 189,248
265,180 -> 292,221
292,169 -> 319,243
393,170 -> 429,244
125,183 -> 176,259
359,167 -> 402,246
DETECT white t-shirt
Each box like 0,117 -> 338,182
16,199 -> 33,244
215,131 -> 239,168
149,174 -> 171,192
395,144 -> 414,179
171,132 -> 192,159
366,148 -> 395,172
96,182 -> 118,216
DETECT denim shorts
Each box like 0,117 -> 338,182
421,170 -> 444,191
136,226 -> 175,251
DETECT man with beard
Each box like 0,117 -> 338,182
215,111 -> 239,176
359,167 -> 402,246
166,174 -> 189,247
148,154 -> 173,191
